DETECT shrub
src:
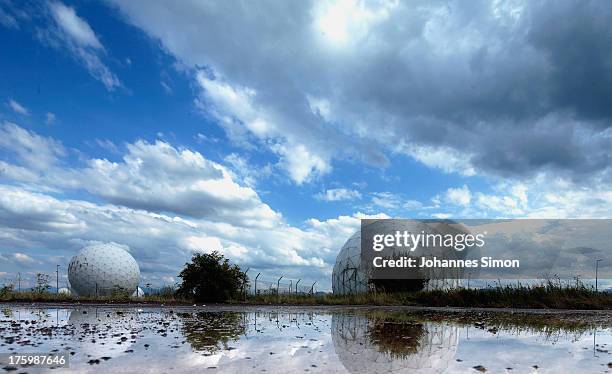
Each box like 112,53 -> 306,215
177,251 -> 248,302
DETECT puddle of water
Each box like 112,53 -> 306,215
0,305 -> 610,373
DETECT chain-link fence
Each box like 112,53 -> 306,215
1,271 -> 320,297
0,272 -> 176,297
243,273 -> 318,296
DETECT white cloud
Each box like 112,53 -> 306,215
475,191 -> 524,216
400,144 -> 476,177
45,112 -> 56,124
0,123 -> 279,227
431,213 -> 452,219
370,192 -> 403,210
93,138 -> 119,154
196,73 -> 332,184
445,185 -> 472,207
307,95 -> 331,121
315,188 -> 362,201
78,140 -> 280,227
196,74 -> 271,140
403,199 -> 423,210
7,99 -> 29,115
434,176 -> 612,219
160,80 -> 173,94
224,153 -> 271,187
11,252 -> 37,266
0,122 -> 65,169
181,235 -> 223,253
313,0 -> 395,46
275,143 -> 331,184
45,2 -> 120,90
49,1 -> 102,49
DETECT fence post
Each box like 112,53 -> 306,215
310,281 -> 317,295
295,279 -> 301,294
277,276 -> 284,295
254,273 -> 261,295
243,268 -> 250,300
289,280 -> 292,295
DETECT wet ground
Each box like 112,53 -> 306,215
0,303 -> 610,373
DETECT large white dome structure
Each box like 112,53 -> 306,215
332,220 -> 469,294
58,287 -> 71,295
68,244 -> 140,296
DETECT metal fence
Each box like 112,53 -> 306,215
244,273 -> 318,295
1,271 -> 320,297
0,274 -> 175,297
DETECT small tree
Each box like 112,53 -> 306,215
34,273 -> 50,293
0,284 -> 14,298
177,251 -> 248,302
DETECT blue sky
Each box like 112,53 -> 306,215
1,0 -> 611,290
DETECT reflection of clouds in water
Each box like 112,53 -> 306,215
332,314 -> 458,374
167,312 -> 341,373
2,307 -> 609,373
451,327 -> 612,373
67,308 -> 135,358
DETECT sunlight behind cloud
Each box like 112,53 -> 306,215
313,0 -> 396,46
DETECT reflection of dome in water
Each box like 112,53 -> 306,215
68,243 -> 140,296
331,314 -> 458,374
332,220 -> 469,294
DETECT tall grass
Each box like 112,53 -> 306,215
239,281 -> 612,309
2,281 -> 610,309
0,288 -> 190,304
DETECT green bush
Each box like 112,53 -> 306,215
177,251 -> 248,303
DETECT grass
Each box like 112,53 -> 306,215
237,282 -> 612,310
0,289 -> 191,304
359,309 -> 609,332
2,281 -> 610,310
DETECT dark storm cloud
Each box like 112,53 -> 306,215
111,0 -> 612,182
528,0 -> 612,121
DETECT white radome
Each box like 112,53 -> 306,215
58,287 -> 71,295
332,220 -> 466,294
132,287 -> 145,298
68,243 -> 140,296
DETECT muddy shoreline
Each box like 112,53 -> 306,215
2,302 -> 610,323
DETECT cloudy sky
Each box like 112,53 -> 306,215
1,0 -> 611,290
